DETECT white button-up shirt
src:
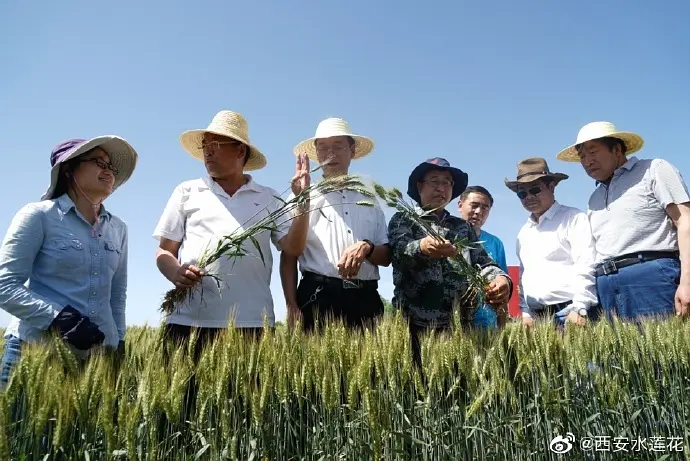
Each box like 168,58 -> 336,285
516,201 -> 598,316
298,188 -> 388,281
153,176 -> 289,328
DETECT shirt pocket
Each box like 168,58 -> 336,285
45,238 -> 87,270
103,240 -> 123,273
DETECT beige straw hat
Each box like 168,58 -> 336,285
179,110 -> 267,171
293,118 -> 374,162
556,121 -> 644,162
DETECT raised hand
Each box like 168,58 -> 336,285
291,152 -> 311,196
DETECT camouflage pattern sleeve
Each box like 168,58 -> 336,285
387,211 -> 427,271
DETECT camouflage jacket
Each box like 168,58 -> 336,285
388,208 -> 511,328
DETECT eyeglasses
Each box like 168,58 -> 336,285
516,186 -> 542,200
80,158 -> 119,175
424,179 -> 454,190
201,140 -> 240,151
316,145 -> 350,156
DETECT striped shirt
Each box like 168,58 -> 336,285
588,156 -> 690,262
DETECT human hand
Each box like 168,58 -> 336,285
172,264 -> 205,288
674,282 -> 690,317
337,241 -> 372,279
522,314 -> 534,328
291,152 -> 311,196
565,310 -> 587,326
286,299 -> 302,328
420,236 -> 457,259
485,275 -> 511,305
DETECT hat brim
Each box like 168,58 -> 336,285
41,135 -> 139,201
556,131 -> 644,162
504,172 -> 569,192
406,163 -> 469,204
179,129 -> 267,171
293,134 -> 374,162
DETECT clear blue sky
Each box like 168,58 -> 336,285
1,0 -> 688,328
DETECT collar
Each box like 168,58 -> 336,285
595,156 -> 640,186
528,201 -> 560,226
56,193 -> 111,220
202,174 -> 261,199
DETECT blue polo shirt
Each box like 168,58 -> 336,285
473,229 -> 507,328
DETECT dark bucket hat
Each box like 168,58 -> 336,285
42,136 -> 139,200
407,157 -> 469,205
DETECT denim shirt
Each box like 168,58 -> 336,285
0,194 -> 128,348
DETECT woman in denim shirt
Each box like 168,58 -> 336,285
0,136 -> 138,390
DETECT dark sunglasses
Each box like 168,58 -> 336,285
516,186 -> 542,200
79,158 -> 119,175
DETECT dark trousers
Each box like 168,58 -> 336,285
296,272 -> 385,332
160,323 -> 264,425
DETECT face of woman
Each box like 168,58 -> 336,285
70,148 -> 117,198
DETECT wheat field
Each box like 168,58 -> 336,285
0,313 -> 689,460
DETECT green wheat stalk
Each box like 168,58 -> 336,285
160,164 -> 375,315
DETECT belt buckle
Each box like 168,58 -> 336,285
600,259 -> 618,275
342,279 -> 360,290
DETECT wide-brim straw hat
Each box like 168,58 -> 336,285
293,118 -> 374,162
179,110 -> 267,171
556,121 -> 644,162
41,136 -> 139,201
504,157 -> 568,192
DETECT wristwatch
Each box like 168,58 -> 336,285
576,307 -> 588,317
362,239 -> 375,258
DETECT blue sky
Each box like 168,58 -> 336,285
1,0 -> 688,328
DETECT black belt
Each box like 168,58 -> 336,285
595,250 -> 679,277
534,301 -> 572,316
302,271 -> 378,290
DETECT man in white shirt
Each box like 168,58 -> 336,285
153,110 -> 311,355
556,121 -> 690,321
280,118 -> 390,332
505,157 -> 598,328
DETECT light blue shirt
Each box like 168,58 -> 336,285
479,230 -> 508,273
0,194 -> 128,348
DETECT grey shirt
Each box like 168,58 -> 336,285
588,156 -> 690,263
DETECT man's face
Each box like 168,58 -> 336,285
516,179 -> 555,216
459,192 -> 492,230
418,169 -> 454,210
578,139 -> 623,182
315,136 -> 353,176
201,132 -> 246,179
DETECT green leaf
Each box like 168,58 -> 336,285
249,236 -> 265,264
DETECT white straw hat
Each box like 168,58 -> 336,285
293,118 -> 375,162
42,136 -> 139,201
556,121 -> 644,162
179,110 -> 267,171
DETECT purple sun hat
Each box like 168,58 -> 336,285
42,135 -> 139,200
407,157 -> 469,205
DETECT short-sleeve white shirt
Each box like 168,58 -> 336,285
295,186 -> 388,281
152,176 -> 289,328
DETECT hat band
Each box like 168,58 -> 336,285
516,170 -> 549,180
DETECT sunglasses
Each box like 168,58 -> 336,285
516,186 -> 542,200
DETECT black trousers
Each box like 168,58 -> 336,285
296,272 -> 385,332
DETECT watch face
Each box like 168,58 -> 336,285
578,308 -> 588,316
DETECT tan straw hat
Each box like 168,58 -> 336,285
293,118 -> 374,162
504,157 -> 569,192
179,110 -> 267,171
556,121 -> 644,162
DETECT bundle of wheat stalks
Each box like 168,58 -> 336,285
160,171 -> 376,314
373,183 -> 492,317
